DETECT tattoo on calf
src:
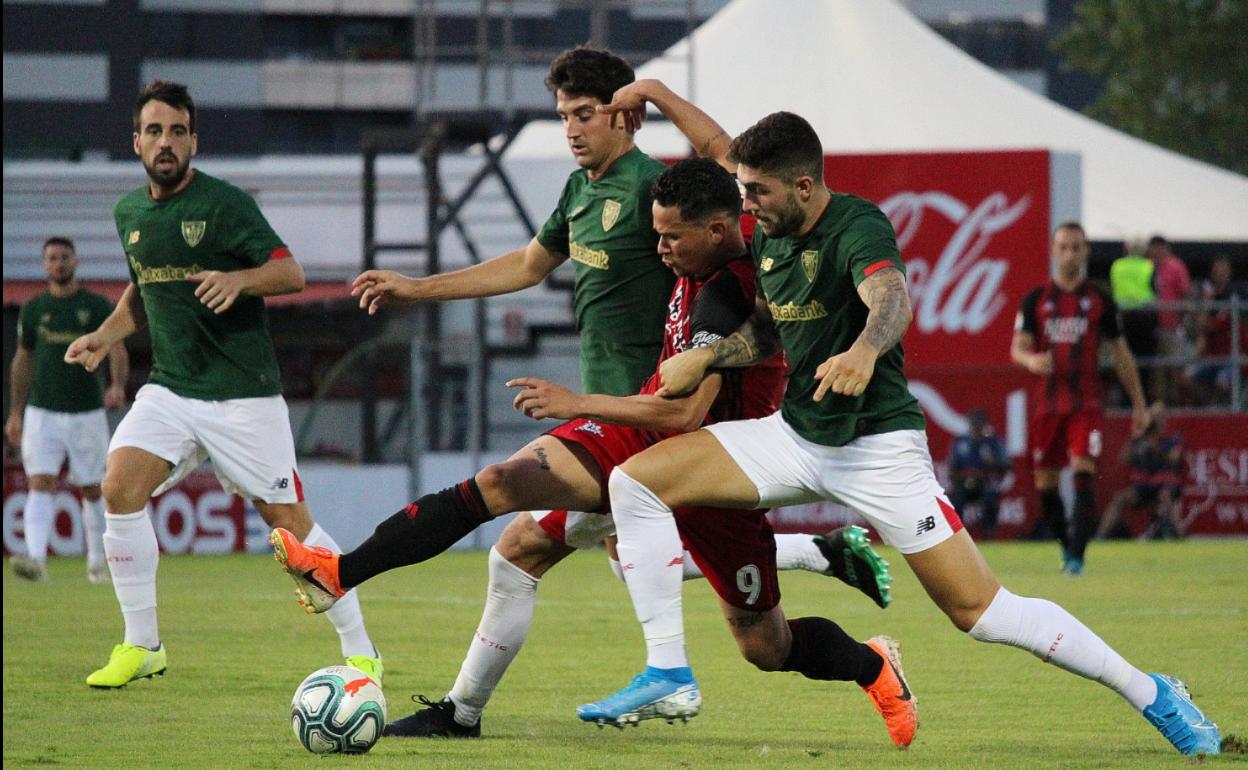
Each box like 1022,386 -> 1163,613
727,612 -> 768,629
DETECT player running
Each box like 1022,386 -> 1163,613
1011,222 -> 1149,575
64,81 -> 380,688
582,82 -> 1221,756
270,158 -> 902,740
7,236 -> 128,583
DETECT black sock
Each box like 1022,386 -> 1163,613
338,479 -> 491,589
1070,471 -> 1096,560
780,617 -> 883,685
1039,488 -> 1069,550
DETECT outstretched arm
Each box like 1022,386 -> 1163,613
1109,336 -> 1150,435
352,238 -> 565,315
598,79 -> 735,171
509,374 -> 723,435
656,296 -> 780,397
812,266 -> 912,401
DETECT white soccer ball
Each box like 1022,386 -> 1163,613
290,665 -> 386,754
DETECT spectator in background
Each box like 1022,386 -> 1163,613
1192,255 -> 1247,407
1097,404 -> 1185,541
1147,236 -> 1192,404
947,408 -> 1010,539
1109,239 -> 1156,400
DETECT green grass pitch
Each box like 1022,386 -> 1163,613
4,540 -> 1245,769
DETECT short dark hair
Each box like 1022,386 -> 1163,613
1148,235 -> 1169,249
1054,221 -> 1087,240
544,46 -> 634,104
134,80 -> 196,133
651,158 -> 741,222
43,236 -> 75,253
728,111 -> 824,183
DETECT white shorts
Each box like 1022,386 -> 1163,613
704,411 -> 962,554
21,405 -> 109,485
109,383 -> 303,504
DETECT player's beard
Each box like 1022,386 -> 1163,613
757,194 -> 806,239
145,151 -> 190,190
50,270 -> 75,287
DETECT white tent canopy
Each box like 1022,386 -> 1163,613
509,0 -> 1248,242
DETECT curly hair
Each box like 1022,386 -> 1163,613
728,111 -> 823,183
133,80 -> 196,133
651,157 -> 741,223
544,46 -> 634,104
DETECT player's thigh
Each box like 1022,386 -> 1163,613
479,435 -> 603,514
19,405 -> 68,478
194,395 -> 302,505
1030,413 -> 1068,477
818,430 -> 962,554
103,446 -> 174,511
902,529 -> 1001,632
1067,411 -> 1103,467
107,384 -> 202,500
64,408 -> 109,486
615,429 -> 758,509
497,512 -> 576,578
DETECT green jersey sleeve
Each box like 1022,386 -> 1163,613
223,189 -> 286,266
844,207 -> 904,287
535,177 -> 574,256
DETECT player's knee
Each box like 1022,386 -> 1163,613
100,473 -> 143,513
79,484 -> 102,500
475,462 -> 520,510
27,475 -> 58,492
738,637 -> 785,671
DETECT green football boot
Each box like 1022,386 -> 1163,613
346,653 -> 384,686
814,525 -> 893,609
86,643 -> 167,688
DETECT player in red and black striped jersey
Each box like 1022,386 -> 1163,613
1011,222 -> 1149,575
270,158 -> 894,737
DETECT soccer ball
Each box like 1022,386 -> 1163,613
290,665 -> 386,754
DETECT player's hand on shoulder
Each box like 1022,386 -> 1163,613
351,270 -> 422,315
64,333 -> 109,373
189,270 -> 246,315
507,377 -> 582,420
657,347 -> 714,398
813,342 -> 878,401
4,413 -> 21,451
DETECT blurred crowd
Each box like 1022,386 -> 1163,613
1109,237 -> 1246,410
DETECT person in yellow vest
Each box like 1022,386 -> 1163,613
1110,240 -> 1157,401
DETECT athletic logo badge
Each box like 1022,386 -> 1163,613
181,220 -> 206,248
128,231 -> 141,245
270,477 -> 290,490
574,421 -> 604,437
760,257 -> 774,272
915,515 -> 936,535
77,308 -> 91,326
601,199 -> 622,232
801,250 -> 819,283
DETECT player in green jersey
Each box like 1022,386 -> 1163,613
63,81 -> 380,689
580,84 -> 1221,756
351,46 -> 674,397
7,236 -> 128,584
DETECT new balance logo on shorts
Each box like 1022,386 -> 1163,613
915,516 -> 937,536
270,477 -> 290,490
574,421 -> 604,437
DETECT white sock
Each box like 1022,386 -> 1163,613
609,468 -> 689,671
968,587 -> 1158,710
448,546 -> 540,727
615,551 -> 704,582
23,489 -> 54,563
82,496 -> 106,567
304,524 -> 376,659
104,509 -> 160,649
775,533 -> 830,573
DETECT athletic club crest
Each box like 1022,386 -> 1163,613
181,220 -> 206,248
77,308 -> 91,327
601,200 -> 621,232
801,250 -> 819,283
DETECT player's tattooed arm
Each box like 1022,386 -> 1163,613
856,266 -> 912,354
656,297 -> 779,397
813,266 -> 912,401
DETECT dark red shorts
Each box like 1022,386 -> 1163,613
543,418 -> 780,611
1030,410 -> 1103,469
